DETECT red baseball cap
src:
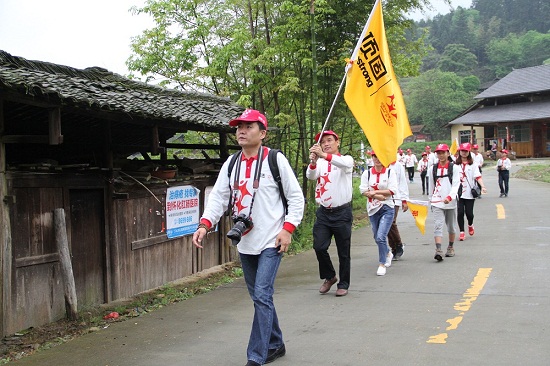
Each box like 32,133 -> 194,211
458,142 -> 471,151
472,144 -> 479,149
425,145 -> 431,150
501,149 -> 508,154
422,152 -> 427,156
406,148 -> 411,152
435,143 -> 449,152
314,130 -> 339,142
229,109 -> 268,128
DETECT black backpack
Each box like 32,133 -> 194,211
227,149 -> 288,214
432,162 -> 454,183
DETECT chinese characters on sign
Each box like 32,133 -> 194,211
357,31 -> 387,88
166,186 -> 200,239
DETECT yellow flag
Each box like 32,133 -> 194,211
450,138 -> 458,155
407,200 -> 429,235
344,0 -> 411,167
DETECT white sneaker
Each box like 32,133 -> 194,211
385,251 -> 393,267
377,265 -> 386,276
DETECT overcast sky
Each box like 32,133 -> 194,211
1,0 -> 471,76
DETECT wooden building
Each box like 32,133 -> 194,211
449,64 -> 550,158
0,50 -> 244,336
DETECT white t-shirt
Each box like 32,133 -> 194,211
429,161 -> 461,209
458,162 -> 482,200
359,167 -> 399,216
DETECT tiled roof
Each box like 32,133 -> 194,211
475,64 -> 550,99
0,50 -> 243,131
449,100 -> 550,125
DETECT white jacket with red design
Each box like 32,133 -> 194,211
200,147 -> 304,255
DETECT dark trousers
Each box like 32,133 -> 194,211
420,171 -> 428,193
457,198 -> 475,231
387,205 -> 402,251
313,205 -> 352,290
499,170 -> 510,194
407,166 -> 415,181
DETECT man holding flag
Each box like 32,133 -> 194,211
344,0 -> 412,167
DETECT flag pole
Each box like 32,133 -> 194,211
315,0 -> 378,144
315,71 -> 348,144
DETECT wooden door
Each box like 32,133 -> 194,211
69,189 -> 105,308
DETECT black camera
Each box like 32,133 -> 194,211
227,214 -> 253,246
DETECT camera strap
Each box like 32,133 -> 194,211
231,146 -> 264,218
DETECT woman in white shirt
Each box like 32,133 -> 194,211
359,152 -> 398,276
455,143 -> 487,241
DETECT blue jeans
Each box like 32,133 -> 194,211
240,248 -> 284,364
369,205 -> 395,264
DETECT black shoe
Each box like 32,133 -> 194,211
395,244 -> 404,260
266,344 -> 286,364
246,361 -> 261,366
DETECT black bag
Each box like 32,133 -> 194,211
471,183 -> 481,198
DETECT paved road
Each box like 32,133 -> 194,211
13,160 -> 550,365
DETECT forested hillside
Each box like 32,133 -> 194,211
404,0 -> 550,138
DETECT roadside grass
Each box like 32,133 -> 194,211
513,163 -> 550,183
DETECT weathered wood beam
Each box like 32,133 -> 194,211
48,107 -> 63,145
15,253 -> 59,268
1,135 -> 49,144
151,125 -> 159,156
54,208 -> 78,321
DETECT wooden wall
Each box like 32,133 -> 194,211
3,172 -> 236,336
109,178 -> 236,300
5,173 -> 107,334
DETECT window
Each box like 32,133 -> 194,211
497,125 -> 531,142
459,129 -> 476,143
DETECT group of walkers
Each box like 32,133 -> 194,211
191,110 -> 512,366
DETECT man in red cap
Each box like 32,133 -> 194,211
471,144 -> 484,173
417,152 -> 429,194
404,148 -> 418,183
307,130 -> 354,296
429,143 -> 461,261
193,109 -> 305,366
497,149 -> 512,197
396,148 -> 406,165
425,145 -> 437,192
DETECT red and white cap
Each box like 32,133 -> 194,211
314,130 -> 339,142
458,142 -> 471,151
229,109 -> 268,128
472,144 -> 479,149
501,149 -> 508,154
435,143 -> 449,152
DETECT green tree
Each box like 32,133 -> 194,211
404,69 -> 477,139
486,33 -> 523,77
438,43 -> 478,75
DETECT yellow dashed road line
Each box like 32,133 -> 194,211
427,268 -> 493,344
496,204 -> 505,219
